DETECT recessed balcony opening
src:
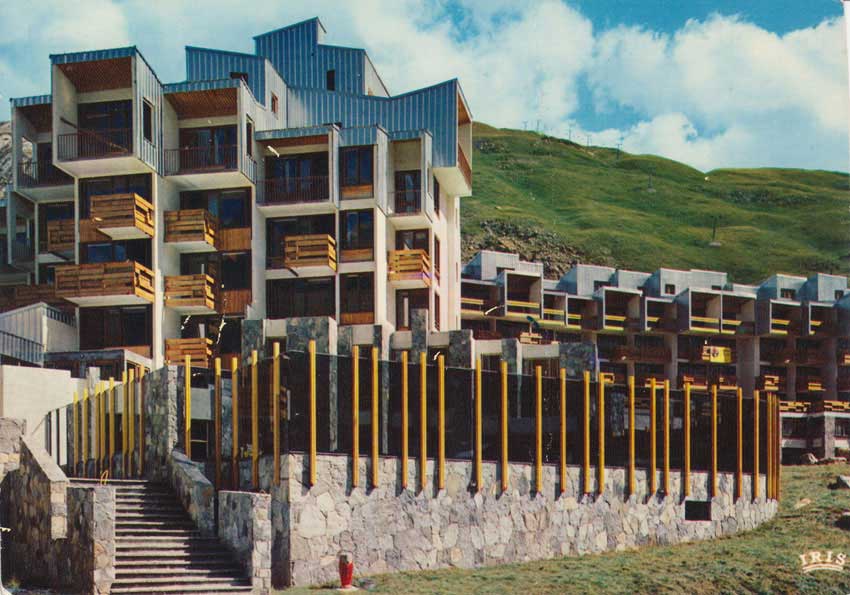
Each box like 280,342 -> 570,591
770,301 -> 801,336
58,98 -> 133,161
602,288 -> 640,331
78,304 -> 152,359
721,294 -> 754,335
338,210 -> 374,263
690,291 -> 721,333
504,272 -> 540,319
340,273 -> 374,326
260,145 -> 330,207
267,214 -> 335,274
180,188 -> 251,252
266,277 -> 335,320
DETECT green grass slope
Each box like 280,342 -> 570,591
462,123 -> 850,283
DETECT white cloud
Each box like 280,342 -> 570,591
0,1 -> 846,171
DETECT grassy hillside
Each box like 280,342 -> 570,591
283,464 -> 850,594
462,123 -> 850,283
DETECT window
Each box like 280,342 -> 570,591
711,285 -> 722,291
246,118 -> 253,157
339,210 -> 374,254
189,420 -> 211,461
435,293 -> 441,330
265,152 -> 329,203
82,239 -> 151,268
266,278 -> 335,319
340,274 -> 374,315
180,188 -> 250,229
271,93 -> 279,115
340,147 -> 373,188
394,171 -> 421,213
142,100 -> 153,143
178,125 -> 238,169
780,288 -> 796,300
433,176 -> 440,215
79,306 -> 152,351
665,284 -> 676,295
396,289 -> 429,330
326,69 -> 336,91
434,237 -> 441,281
230,71 -> 249,84
221,253 -> 251,290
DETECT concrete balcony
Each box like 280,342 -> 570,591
45,219 -> 75,254
388,250 -> 431,289
257,176 -> 332,215
165,337 -> 213,368
505,299 -> 539,319
164,145 -> 254,190
164,274 -> 218,315
85,193 -> 154,241
16,159 -> 74,201
278,234 -> 337,276
164,209 -> 219,253
56,261 -> 154,306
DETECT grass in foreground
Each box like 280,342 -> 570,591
283,464 -> 850,594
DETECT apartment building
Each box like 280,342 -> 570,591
460,250 -> 850,462
4,17 -> 472,380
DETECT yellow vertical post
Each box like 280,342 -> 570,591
535,365 -> 543,495
272,344 -> 281,488
598,372 -> 605,495
231,357 -> 239,490
650,378 -> 657,495
438,354 -> 446,491
215,357 -> 223,490
775,394 -> 781,500
711,384 -> 718,498
371,347 -> 379,489
767,393 -> 773,500
72,391 -> 79,476
501,360 -> 509,492
753,390 -> 760,500
308,341 -> 317,488
94,385 -> 100,476
100,382 -> 107,474
419,351 -> 427,492
736,386 -> 743,500
251,349 -> 259,491
184,356 -> 191,460
352,346 -> 360,489
82,388 -> 89,477
684,382 -> 691,498
108,378 -> 115,476
663,379 -> 670,497
128,369 -> 135,477
121,371 -> 127,477
475,356 -> 483,492
628,375 -> 635,497
138,370 -> 145,477
559,367 -> 567,494
401,350 -> 409,490
583,370 -> 591,495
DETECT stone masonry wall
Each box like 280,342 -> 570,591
272,453 -> 777,587
0,418 -> 24,482
219,491 -> 272,593
168,449 -> 216,537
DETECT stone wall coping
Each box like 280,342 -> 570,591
21,436 -> 68,484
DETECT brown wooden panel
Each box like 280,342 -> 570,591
221,289 -> 252,316
264,134 -> 327,149
58,57 -> 132,92
166,337 -> 213,367
219,227 -> 251,252
340,184 -> 373,199
166,88 -> 237,119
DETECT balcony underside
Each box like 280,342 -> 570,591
389,211 -> 430,230
55,155 -> 150,179
17,183 -> 74,203
165,169 -> 252,191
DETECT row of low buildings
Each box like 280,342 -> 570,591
0,16 -> 842,463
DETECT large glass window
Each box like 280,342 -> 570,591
79,306 -> 151,351
267,278 -> 335,319
341,274 -> 374,315
396,229 -> 428,251
79,174 -> 151,219
178,125 -> 238,170
396,289 -> 429,330
221,253 -> 251,290
264,153 -> 329,203
393,170 -> 421,213
180,188 -> 250,229
82,239 -> 150,267
340,146 -> 373,187
78,100 -> 132,132
339,210 -> 373,252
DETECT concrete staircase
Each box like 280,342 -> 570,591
71,479 -> 252,594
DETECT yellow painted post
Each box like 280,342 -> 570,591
308,341 -> 317,488
108,378 -> 115,476
272,344 -> 281,488
650,378 -> 657,495
72,391 -> 79,476
475,356 -> 483,492
438,354 -> 446,491
184,356 -> 191,460
100,383 -> 107,474
598,372 -> 605,495
684,382 -> 691,498
128,369 -> 135,477
736,386 -> 743,500
583,370 -> 591,495
371,347 -> 379,489
251,349 -> 259,491
215,357 -> 223,490
231,357 -> 239,490
767,393 -> 773,500
401,350 -> 409,490
711,384 -> 718,499
501,360 -> 510,493
138,370 -> 145,477
753,390 -> 760,500
628,375 -> 635,497
82,388 -> 89,477
352,346 -> 360,489
535,365 -> 543,495
559,367 -> 567,494
663,379 -> 670,497
419,351 -> 427,492
775,394 -> 781,501
121,371 -> 127,477
94,386 -> 100,476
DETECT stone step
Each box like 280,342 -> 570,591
116,511 -> 189,520
110,586 -> 252,595
116,520 -> 196,528
116,538 -> 221,550
115,567 -> 243,578
116,557 -> 239,568
112,576 -> 251,587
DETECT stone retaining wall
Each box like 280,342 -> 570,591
271,453 -> 777,587
219,491 -> 272,593
169,448 -> 215,536
0,418 -> 24,482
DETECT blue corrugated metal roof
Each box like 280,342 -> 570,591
50,46 -> 136,64
163,78 -> 243,94
185,47 -> 268,106
10,94 -> 50,108
255,125 -> 333,141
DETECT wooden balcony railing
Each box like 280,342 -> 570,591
461,296 -> 486,313
57,128 -> 132,161
340,312 -> 375,326
505,299 -> 539,317
259,176 -> 329,205
796,377 -> 825,393
283,234 -> 337,271
388,249 -> 431,286
164,274 -> 218,313
0,284 -> 68,312
46,219 -> 75,253
17,159 -> 73,188
603,313 -> 628,331
779,401 -> 811,413
55,261 -> 154,303
458,143 -> 472,187
165,337 -> 213,368
89,193 -> 155,239
758,374 -> 782,392
164,145 -> 238,175
770,317 -> 792,335
542,307 -> 566,323
814,400 -> 850,413
720,318 -> 746,335
691,315 -> 720,333
164,209 -> 219,250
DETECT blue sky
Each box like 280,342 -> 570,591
0,0 -> 847,172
